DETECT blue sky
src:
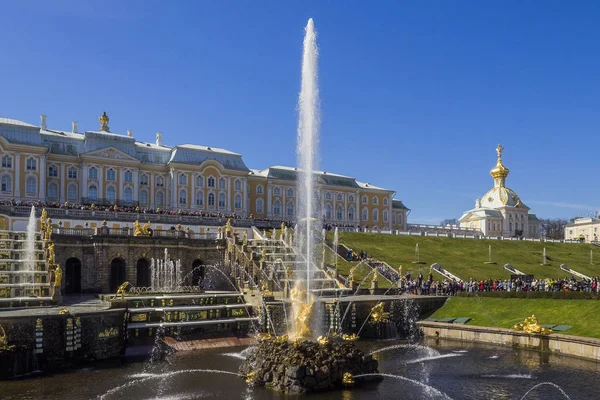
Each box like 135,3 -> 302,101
1,1 -> 599,223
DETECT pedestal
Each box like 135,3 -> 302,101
369,279 -> 379,295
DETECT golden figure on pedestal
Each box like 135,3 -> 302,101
133,220 -> 151,236
513,315 -> 552,335
370,302 -> 387,323
53,264 -> 62,287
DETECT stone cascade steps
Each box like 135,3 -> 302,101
128,317 -> 258,330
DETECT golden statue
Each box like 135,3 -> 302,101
45,219 -> 53,241
99,111 -> 110,132
371,267 -> 378,283
261,248 -> 266,262
47,243 -> 56,264
40,209 -> 48,233
225,219 -> 233,235
398,265 -> 403,276
53,264 -> 62,287
0,324 -> 13,350
342,333 -> 358,341
317,335 -> 329,345
115,281 -> 130,299
290,281 -> 314,338
342,372 -> 354,385
143,221 -> 151,234
260,281 -> 273,297
281,222 -> 285,232
133,220 -> 151,236
496,143 -> 504,161
513,315 -> 552,335
285,265 -> 293,279
370,302 -> 387,323
242,231 -> 247,246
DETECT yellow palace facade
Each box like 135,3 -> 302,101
0,113 -> 409,230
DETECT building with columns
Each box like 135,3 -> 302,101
459,145 -> 541,238
0,113 -> 408,231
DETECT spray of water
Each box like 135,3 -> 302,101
353,373 -> 453,399
25,206 -> 37,285
520,382 -> 572,400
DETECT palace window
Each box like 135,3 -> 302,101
48,165 -> 58,177
362,208 -> 368,221
68,167 -> 77,179
256,185 -> 263,194
373,209 -> 379,222
383,210 -> 388,223
208,177 -> 215,188
47,183 -> 59,200
383,198 -> 388,206
196,175 -> 204,187
348,207 -> 355,220
286,202 -> 294,217
179,173 -> 187,185
156,191 -> 164,206
337,193 -> 343,201
124,171 -> 133,183
208,193 -> 215,207
362,195 -> 367,203
287,189 -> 294,197
196,191 -> 204,206
140,174 -> 148,185
156,176 -> 164,187
326,204 -> 332,219
26,177 -> 36,194
348,195 -> 354,203
89,167 -> 98,180
179,190 -> 187,205
67,184 -> 77,201
392,213 -> 396,224
398,214 -> 403,224
1,175 -> 11,192
273,200 -> 281,215
106,169 -> 116,181
1,156 -> 12,169
274,187 -> 280,196
373,197 -> 378,205
26,158 -> 37,171
219,178 -> 226,189
336,205 -> 343,220
123,187 -> 133,202
107,186 -> 116,201
218,193 -> 225,208
88,185 -> 98,200
234,194 -> 242,209
325,192 -> 332,200
256,198 -> 264,214
140,190 -> 148,205
234,180 -> 241,191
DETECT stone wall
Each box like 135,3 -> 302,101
418,321 -> 600,362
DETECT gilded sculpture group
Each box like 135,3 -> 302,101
40,209 -> 62,290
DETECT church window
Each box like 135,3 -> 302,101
26,158 -> 37,171
89,167 -> 98,180
286,202 -> 294,217
234,180 -> 242,191
362,195 -> 367,204
196,175 -> 204,187
234,194 -> 242,209
383,210 -> 388,222
140,174 -> 148,185
373,209 -> 379,222
26,177 -> 36,194
336,205 -> 343,220
1,156 -> 12,169
1,175 -> 11,192
124,187 -> 133,202
106,186 -> 116,201
140,190 -> 148,205
88,185 -> 98,200
362,208 -> 368,221
208,177 -> 215,188
208,193 -> 215,207
156,191 -> 164,206
196,191 -> 204,206
124,171 -> 133,183
179,190 -> 187,205
256,198 -> 264,213
48,165 -> 58,177
179,173 -> 187,185
68,167 -> 77,179
256,185 -> 263,194
219,178 -> 226,189
383,198 -> 389,206
106,169 -> 116,181
67,184 -> 77,201
348,207 -> 355,220
218,193 -> 225,208
373,197 -> 378,205
273,200 -> 281,215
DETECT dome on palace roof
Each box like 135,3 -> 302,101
480,186 -> 528,209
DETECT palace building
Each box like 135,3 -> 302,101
0,113 -> 409,231
459,145 -> 541,238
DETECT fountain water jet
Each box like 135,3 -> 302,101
24,206 -> 37,285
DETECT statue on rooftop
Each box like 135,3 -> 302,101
99,111 -> 110,132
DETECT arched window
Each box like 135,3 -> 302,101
274,187 -> 280,196
218,192 -> 225,208
156,191 -> 164,206
124,170 -> 133,182
179,189 -> 187,205
124,187 -> 133,202
273,200 -> 281,215
383,198 -> 389,206
287,189 -> 294,197
68,167 -> 77,179
392,213 -> 396,224
234,194 -> 242,209
106,169 -> 116,181
106,186 -> 116,201
48,165 -> 58,177
398,213 -> 403,225
26,177 -> 36,194
256,198 -> 264,214
325,192 -> 332,200
325,204 -> 332,219
196,191 -> 204,206
509,222 -> 513,231
362,207 -> 368,221
88,185 -> 98,200
67,184 -> 77,201
286,202 -> 294,217
373,197 -> 378,205
208,177 -> 215,188
336,205 -> 343,220
234,180 -> 241,191
218,178 -> 225,189
26,158 -> 37,171
348,206 -> 355,220
1,175 -> 11,192
196,175 -> 204,187
1,155 -> 12,168
362,195 -> 367,203
348,195 -> 354,203
208,193 -> 215,207
140,190 -> 148,205
88,167 -> 97,180
140,174 -> 148,185
383,210 -> 388,222
337,193 -> 343,201
256,185 -> 263,194
179,173 -> 187,185
373,209 -> 379,222
156,176 -> 164,187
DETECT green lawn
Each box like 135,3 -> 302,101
333,232 -> 599,281
316,244 -> 391,288
430,297 -> 600,338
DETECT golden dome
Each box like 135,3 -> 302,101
490,144 -> 509,180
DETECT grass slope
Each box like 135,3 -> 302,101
430,297 -> 600,338
334,232 -> 599,281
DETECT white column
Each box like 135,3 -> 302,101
242,178 -> 247,216
226,176 -> 231,213
97,166 -> 103,201
191,173 -> 196,209
133,169 -> 139,202
267,182 -> 272,217
39,155 -> 46,200
170,169 -> 176,209
14,154 -> 21,198
355,191 -> 360,226
59,163 -> 65,203
82,163 -> 88,199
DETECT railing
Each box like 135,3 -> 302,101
51,227 -> 218,240
81,197 -> 139,207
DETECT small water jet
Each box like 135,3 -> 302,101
150,248 -> 182,292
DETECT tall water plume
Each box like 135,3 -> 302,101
24,206 -> 37,284
296,18 -> 320,304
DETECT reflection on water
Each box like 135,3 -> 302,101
2,338 -> 599,400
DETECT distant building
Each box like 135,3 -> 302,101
459,145 -> 541,238
564,217 -> 600,243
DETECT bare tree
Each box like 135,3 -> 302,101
441,218 -> 459,226
539,218 -> 569,240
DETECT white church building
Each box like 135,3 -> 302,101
459,145 -> 541,238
